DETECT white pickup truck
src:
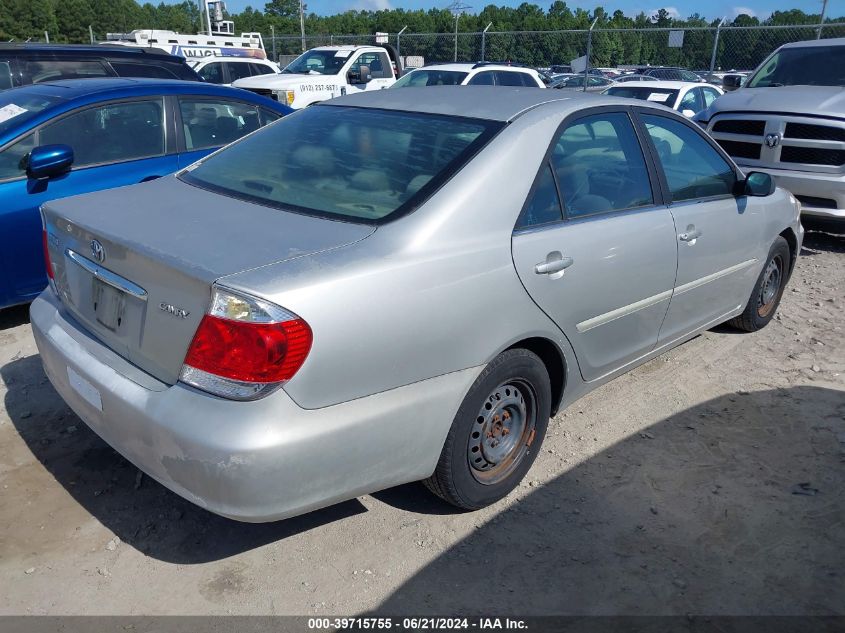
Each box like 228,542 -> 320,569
233,45 -> 400,109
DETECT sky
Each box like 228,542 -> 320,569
219,0 -> 837,20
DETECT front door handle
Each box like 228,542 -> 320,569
679,226 -> 702,242
534,252 -> 574,275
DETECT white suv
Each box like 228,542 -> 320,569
392,63 -> 546,89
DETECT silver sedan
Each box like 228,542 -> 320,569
32,87 -> 803,522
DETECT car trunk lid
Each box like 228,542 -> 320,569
42,176 -> 374,385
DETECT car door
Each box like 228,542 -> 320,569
511,109 -> 679,381
176,96 -> 273,167
635,110 -> 768,342
0,97 -> 175,306
345,51 -> 394,94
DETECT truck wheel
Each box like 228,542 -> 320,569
424,348 -> 551,510
729,236 -> 790,332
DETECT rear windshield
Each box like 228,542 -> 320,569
748,45 -> 845,87
180,105 -> 502,223
605,86 -> 679,104
393,69 -> 469,87
0,92 -> 63,136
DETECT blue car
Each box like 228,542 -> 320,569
0,78 -> 292,309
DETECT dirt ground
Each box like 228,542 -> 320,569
0,230 -> 842,617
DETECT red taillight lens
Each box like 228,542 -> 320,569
42,230 -> 54,280
184,314 -> 312,384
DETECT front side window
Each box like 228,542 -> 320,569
678,88 -> 703,113
179,98 -> 263,150
0,61 -> 13,90
641,113 -> 736,202
282,49 -> 348,75
551,112 -> 653,218
180,105 -> 501,223
349,52 -> 390,79
197,62 -> 224,84
702,87 -> 720,107
39,99 -> 165,167
21,59 -> 110,83
0,133 -> 35,181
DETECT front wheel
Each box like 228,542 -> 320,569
423,348 -> 551,510
729,236 -> 791,332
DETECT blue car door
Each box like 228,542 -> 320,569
0,98 -> 177,307
175,96 -> 277,168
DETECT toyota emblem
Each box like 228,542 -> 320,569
91,239 -> 106,263
765,133 -> 781,149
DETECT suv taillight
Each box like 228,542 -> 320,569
180,286 -> 312,400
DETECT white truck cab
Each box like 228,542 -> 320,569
232,45 -> 400,108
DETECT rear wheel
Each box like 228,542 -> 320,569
729,236 -> 791,332
424,348 -> 551,510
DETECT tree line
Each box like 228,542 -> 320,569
1,2 -> 840,70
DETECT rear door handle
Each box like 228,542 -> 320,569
679,226 -> 702,242
535,253 -> 574,275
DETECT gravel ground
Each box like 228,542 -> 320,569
0,230 -> 842,616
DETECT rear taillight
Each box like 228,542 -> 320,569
42,229 -> 54,280
180,286 -> 312,400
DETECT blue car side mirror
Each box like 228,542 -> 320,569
27,144 -> 74,180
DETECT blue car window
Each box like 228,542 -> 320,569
179,98 -> 262,151
0,62 -> 12,90
0,133 -> 35,182
39,99 -> 165,168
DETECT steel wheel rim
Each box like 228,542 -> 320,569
757,255 -> 783,318
467,380 -> 536,485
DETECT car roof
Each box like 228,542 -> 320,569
323,85 -> 667,122
3,77 -> 269,100
414,63 -> 537,73
781,37 -> 845,49
608,80 -> 703,90
0,43 -> 181,59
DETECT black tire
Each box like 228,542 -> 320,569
729,236 -> 791,332
424,348 -> 551,510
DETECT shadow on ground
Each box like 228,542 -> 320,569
800,229 -> 844,256
0,304 -> 30,331
374,386 -> 845,615
2,354 -> 366,565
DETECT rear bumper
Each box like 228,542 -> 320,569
738,164 -> 845,221
31,290 -> 480,522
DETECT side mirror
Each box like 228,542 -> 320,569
722,74 -> 743,91
681,108 -> 696,118
357,64 -> 371,83
26,144 -> 74,180
742,171 -> 776,197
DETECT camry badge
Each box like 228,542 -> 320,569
91,239 -> 106,263
159,302 -> 190,319
765,133 -> 781,149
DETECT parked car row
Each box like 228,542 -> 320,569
1,36 -> 839,527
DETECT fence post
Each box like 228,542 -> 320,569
270,25 -> 276,62
481,22 -> 492,61
583,17 -> 598,93
817,0 -> 828,39
44,31 -> 49,43
89,25 -> 94,44
397,25 -> 407,61
708,18 -> 725,82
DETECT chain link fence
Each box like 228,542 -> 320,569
267,22 -> 845,77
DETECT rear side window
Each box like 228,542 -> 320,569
642,114 -> 736,201
496,71 -> 525,87
109,61 -> 178,79
552,112 -> 653,217
21,59 -> 111,83
467,71 -> 494,86
39,99 -> 165,167
0,61 -> 13,89
179,98 -> 264,150
181,105 -> 502,223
